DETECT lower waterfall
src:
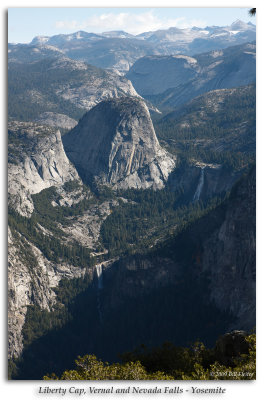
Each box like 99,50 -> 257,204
193,168 -> 205,201
96,264 -> 103,289
95,265 -> 103,323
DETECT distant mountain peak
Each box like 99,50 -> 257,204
102,30 -> 134,38
230,19 -> 253,30
30,36 -> 50,45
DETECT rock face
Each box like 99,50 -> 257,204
103,256 -> 181,310
168,163 -> 244,203
8,226 -> 86,359
8,121 -> 80,216
8,121 -> 92,358
50,57 -> 139,110
58,199 -> 119,250
63,98 -> 175,189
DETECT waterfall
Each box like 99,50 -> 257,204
193,168 -> 205,201
96,264 -> 103,289
95,265 -> 103,323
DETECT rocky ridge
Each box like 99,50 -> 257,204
35,112 -> 78,130
51,57 -> 139,110
8,56 -> 142,124
129,42 -> 256,109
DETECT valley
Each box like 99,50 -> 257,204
8,17 -> 256,380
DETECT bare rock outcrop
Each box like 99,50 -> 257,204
63,97 -> 175,189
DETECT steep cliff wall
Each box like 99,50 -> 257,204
8,121 -> 80,217
8,121 -> 91,358
8,226 -> 86,359
168,162 -> 242,202
202,167 -> 256,330
170,166 -> 256,330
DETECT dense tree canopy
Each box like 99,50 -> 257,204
44,334 -> 256,380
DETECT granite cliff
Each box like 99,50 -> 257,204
8,226 -> 87,359
63,97 -> 175,189
8,121 -> 81,217
8,121 -> 89,358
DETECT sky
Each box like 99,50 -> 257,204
8,7 -> 256,44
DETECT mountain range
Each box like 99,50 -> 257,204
9,20 -> 255,72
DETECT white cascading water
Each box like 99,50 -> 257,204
193,168 -> 205,201
96,264 -> 103,289
95,265 -> 103,323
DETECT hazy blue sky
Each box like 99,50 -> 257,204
8,7 -> 256,43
